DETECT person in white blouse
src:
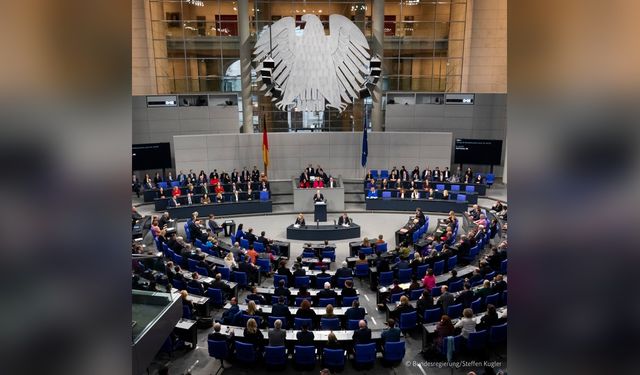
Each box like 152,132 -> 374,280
224,252 -> 238,269
411,189 -> 420,199
455,308 -> 477,339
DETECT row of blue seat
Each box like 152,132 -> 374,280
367,169 -> 495,186
208,341 -> 405,371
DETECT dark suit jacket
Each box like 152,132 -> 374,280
345,307 -> 366,321
335,267 -> 353,279
296,331 -> 315,346
317,289 -> 338,300
341,287 -> 358,297
352,328 -> 372,344
245,232 -> 257,244
274,286 -> 291,297
313,194 -> 325,202
271,303 -> 291,319
338,216 -> 351,225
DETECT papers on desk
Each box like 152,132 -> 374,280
399,228 -> 408,233
342,224 -> 350,227
293,224 -> 300,228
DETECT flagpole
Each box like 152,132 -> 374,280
263,116 -> 268,178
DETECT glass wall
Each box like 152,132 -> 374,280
148,0 -> 466,129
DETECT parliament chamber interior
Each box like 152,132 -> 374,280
132,1 -> 507,374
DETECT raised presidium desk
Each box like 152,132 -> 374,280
365,198 -> 468,213
164,200 -> 272,219
286,223 -> 361,241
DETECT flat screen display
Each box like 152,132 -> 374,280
454,138 -> 503,165
132,143 -> 172,170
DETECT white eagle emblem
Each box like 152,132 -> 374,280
254,14 -> 376,113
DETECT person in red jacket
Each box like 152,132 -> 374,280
313,178 -> 324,188
299,178 -> 310,188
171,186 -> 180,197
422,268 -> 436,291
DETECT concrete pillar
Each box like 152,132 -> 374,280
238,0 -> 253,133
370,0 -> 384,131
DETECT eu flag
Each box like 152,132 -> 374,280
361,123 -> 368,167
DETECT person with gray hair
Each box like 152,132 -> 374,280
352,319 -> 372,344
334,260 -> 353,279
317,281 -> 338,300
268,319 -> 286,347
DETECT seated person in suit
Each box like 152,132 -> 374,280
200,193 -> 211,204
274,278 -> 292,299
338,213 -> 351,226
364,170 -> 374,181
268,319 -> 287,347
296,285 -> 311,298
380,178 -> 389,190
276,260 -> 294,286
341,279 -> 358,299
293,263 -> 306,277
474,174 -> 484,184
294,213 -> 306,226
477,304 -> 502,331
366,186 -> 378,199
246,286 -> 266,305
207,214 -> 222,234
231,184 -> 241,202
426,188 -> 436,200
355,252 -> 368,266
416,290 -> 434,319
295,299 -> 317,328
335,261 -> 353,279
313,189 -> 325,202
325,331 -> 342,350
210,273 -> 231,299
352,320 -> 372,345
221,298 -> 240,325
242,318 -> 264,351
327,176 -> 337,188
187,273 -> 205,295
297,324 -> 315,346
391,295 -> 415,321
441,189 -> 450,200
381,318 -> 402,346
344,300 -> 366,322
271,296 -> 292,322
238,257 -> 260,283
208,323 -> 234,351
317,282 -> 338,301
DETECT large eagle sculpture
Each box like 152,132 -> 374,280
254,14 -> 376,113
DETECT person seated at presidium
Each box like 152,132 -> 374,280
313,178 -> 324,188
338,212 -> 351,226
295,213 -> 306,227
299,178 -> 310,189
367,186 -> 378,199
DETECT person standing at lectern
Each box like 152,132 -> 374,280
313,189 -> 325,203
295,213 -> 306,226
338,213 -> 351,226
